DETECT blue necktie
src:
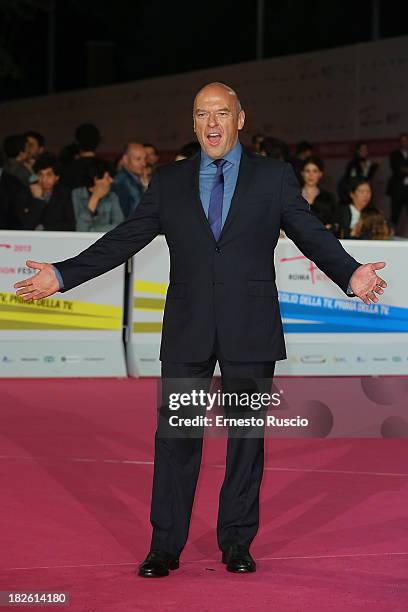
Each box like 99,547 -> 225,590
208,159 -> 227,241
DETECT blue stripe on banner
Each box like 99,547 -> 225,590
278,291 -> 408,333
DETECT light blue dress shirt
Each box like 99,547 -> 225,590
199,140 -> 242,228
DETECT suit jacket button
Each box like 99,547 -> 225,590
215,246 -> 221,253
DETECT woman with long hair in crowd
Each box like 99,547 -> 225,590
300,156 -> 338,233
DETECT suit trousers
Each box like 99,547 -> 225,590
149,336 -> 275,557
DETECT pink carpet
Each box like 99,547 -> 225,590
0,378 -> 407,611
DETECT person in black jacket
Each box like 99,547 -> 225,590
259,136 -> 291,162
2,133 -> 32,187
60,124 -> 101,189
338,141 -> 379,204
301,156 -> 338,233
29,153 -> 75,231
344,141 -> 378,181
0,170 -> 32,229
14,83 -> 388,578
0,134 -> 34,229
386,133 -> 408,228
292,140 -> 314,182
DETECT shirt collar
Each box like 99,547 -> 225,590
200,140 -> 242,169
124,167 -> 142,183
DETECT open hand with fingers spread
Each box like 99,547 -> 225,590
13,260 -> 60,302
350,261 -> 387,305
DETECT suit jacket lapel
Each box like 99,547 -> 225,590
219,150 -> 255,242
191,152 -> 217,243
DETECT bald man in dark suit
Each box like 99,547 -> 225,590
14,83 -> 387,577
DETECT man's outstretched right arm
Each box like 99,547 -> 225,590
14,171 -> 162,301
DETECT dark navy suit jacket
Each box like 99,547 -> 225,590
53,150 -> 360,362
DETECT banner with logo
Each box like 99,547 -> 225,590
275,239 -> 408,375
0,231 -> 127,377
128,236 -> 408,376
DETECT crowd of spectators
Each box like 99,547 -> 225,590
0,125 -> 155,233
1,124 -> 407,240
254,132 -> 408,240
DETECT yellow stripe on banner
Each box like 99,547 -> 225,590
134,280 -> 168,295
0,319 -> 107,331
133,322 -> 163,333
134,297 -> 165,311
0,292 -> 121,318
0,311 -> 121,330
0,292 -> 122,330
0,304 -> 112,318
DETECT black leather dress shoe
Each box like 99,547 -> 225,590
138,550 -> 180,577
222,544 -> 256,573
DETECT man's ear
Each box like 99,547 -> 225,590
238,110 -> 245,131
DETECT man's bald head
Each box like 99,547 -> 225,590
193,82 -> 245,159
125,142 -> 145,156
194,82 -> 242,115
122,142 -> 146,176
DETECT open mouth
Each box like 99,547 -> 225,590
207,132 -> 222,147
